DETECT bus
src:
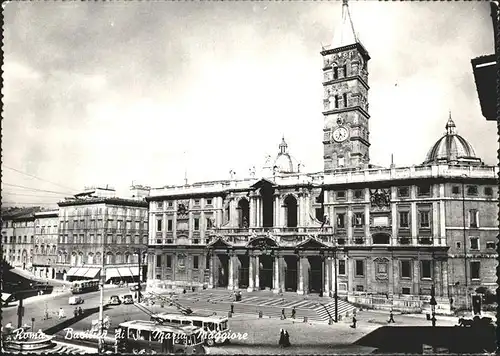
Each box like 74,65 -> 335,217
150,312 -> 229,347
116,320 -> 206,354
71,279 -> 100,294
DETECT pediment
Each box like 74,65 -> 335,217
246,236 -> 279,249
251,178 -> 276,190
207,236 -> 232,248
296,236 -> 328,249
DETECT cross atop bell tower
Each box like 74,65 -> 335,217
321,0 -> 371,172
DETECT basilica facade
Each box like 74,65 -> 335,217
145,2 -> 498,309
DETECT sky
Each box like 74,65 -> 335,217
2,0 -> 497,208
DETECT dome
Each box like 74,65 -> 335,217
273,137 -> 294,173
424,113 -> 482,166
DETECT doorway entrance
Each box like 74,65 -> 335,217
238,255 -> 249,289
308,256 -> 323,294
284,255 -> 298,292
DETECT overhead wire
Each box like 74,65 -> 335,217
2,183 -> 74,195
2,165 -> 79,192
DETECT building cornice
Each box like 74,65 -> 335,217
57,198 -> 148,208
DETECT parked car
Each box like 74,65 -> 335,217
108,295 -> 121,305
69,296 -> 84,305
122,294 -> 134,304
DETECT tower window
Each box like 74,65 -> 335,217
421,260 -> 432,279
343,64 -> 347,77
417,184 -> 431,197
343,93 -> 348,108
397,187 -> 410,197
336,213 -> 345,228
353,189 -> 363,199
333,67 -> 339,79
470,237 -> 479,250
469,209 -> 478,228
466,185 -> 478,196
334,95 -> 339,109
355,260 -> 364,276
338,260 -> 346,275
470,261 -> 480,280
484,187 -> 493,196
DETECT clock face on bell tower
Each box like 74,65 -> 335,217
321,1 -> 371,172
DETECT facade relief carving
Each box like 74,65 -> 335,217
370,189 -> 391,209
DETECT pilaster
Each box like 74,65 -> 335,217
274,193 -> 280,228
432,201 -> 438,244
413,259 -> 419,295
297,256 -> 305,295
347,209 -> 353,242
249,193 -> 256,228
208,253 -> 215,288
391,202 -> 397,245
434,259 -> 442,296
228,254 -> 234,290
442,260 -> 449,297
324,257 -> 330,295
439,200 -> 446,245
255,254 -> 260,290
233,255 -> 239,290
411,202 -> 417,245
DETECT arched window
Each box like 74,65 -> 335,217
284,195 -> 298,228
237,199 -> 250,228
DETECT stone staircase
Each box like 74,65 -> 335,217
315,299 -> 357,322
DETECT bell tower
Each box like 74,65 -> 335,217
321,0 -> 371,172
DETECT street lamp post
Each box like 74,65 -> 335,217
334,248 -> 338,323
98,239 -> 105,354
430,285 -> 437,327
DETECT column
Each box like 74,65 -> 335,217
233,255 -> 239,290
364,205 -> 370,245
188,211 -> 193,240
249,195 -> 256,228
279,256 -> 286,292
388,257 -> 394,296
255,255 -> 260,290
230,198 -> 237,227
347,209 -> 353,242
273,255 -> 280,293
298,193 -> 304,227
413,259 -> 419,295
147,253 -> 155,280
256,198 -> 261,227
441,260 -> 449,297
208,253 -> 214,288
247,255 -> 254,292
324,257 -> 330,296
411,202 -> 418,245
347,257 -> 354,294
304,194 -> 311,227
297,256 -> 304,295
274,194 -> 280,228
228,255 -> 234,290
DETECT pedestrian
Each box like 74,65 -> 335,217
291,307 -> 296,319
350,315 -> 357,328
388,309 -> 395,323
58,308 -> 65,319
78,307 -> 83,316
278,328 -> 285,347
283,329 -> 291,347
281,308 -> 286,320
230,303 -> 234,314
73,307 -> 78,318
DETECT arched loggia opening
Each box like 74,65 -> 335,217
237,199 -> 249,228
284,195 -> 298,228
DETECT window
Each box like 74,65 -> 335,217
206,198 -> 212,205
166,255 -> 172,268
167,219 -> 173,232
486,241 -> 495,249
156,202 -> 163,209
336,213 -> 345,228
452,186 -> 460,194
353,189 -> 363,199
396,262 -> 409,280
470,261 -> 480,280
466,185 -> 478,196
470,237 -> 479,250
456,241 -> 461,249
194,199 -> 200,206
156,219 -> 162,232
167,201 -> 173,207
402,287 -> 411,295
334,95 -> 339,109
353,212 -> 364,227
469,209 -> 478,228
156,255 -> 162,268
417,185 -> 431,197
419,211 -> 430,228
194,218 -> 200,231
356,285 -> 364,292
343,93 -> 348,107
116,235 -> 122,244
355,260 -> 364,276
421,260 -> 432,279
117,220 -> 123,229
338,260 -> 346,275
126,221 -> 131,230
373,234 -> 389,244
336,191 -> 346,200
107,235 -> 113,244
333,67 -> 339,79
135,222 -> 140,230
397,187 -> 409,197
399,211 -> 409,228
193,256 -> 199,269
484,187 -> 493,196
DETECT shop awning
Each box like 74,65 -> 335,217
117,267 -> 139,277
84,268 -> 101,279
105,268 -> 120,279
74,268 -> 90,277
66,268 -> 80,277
